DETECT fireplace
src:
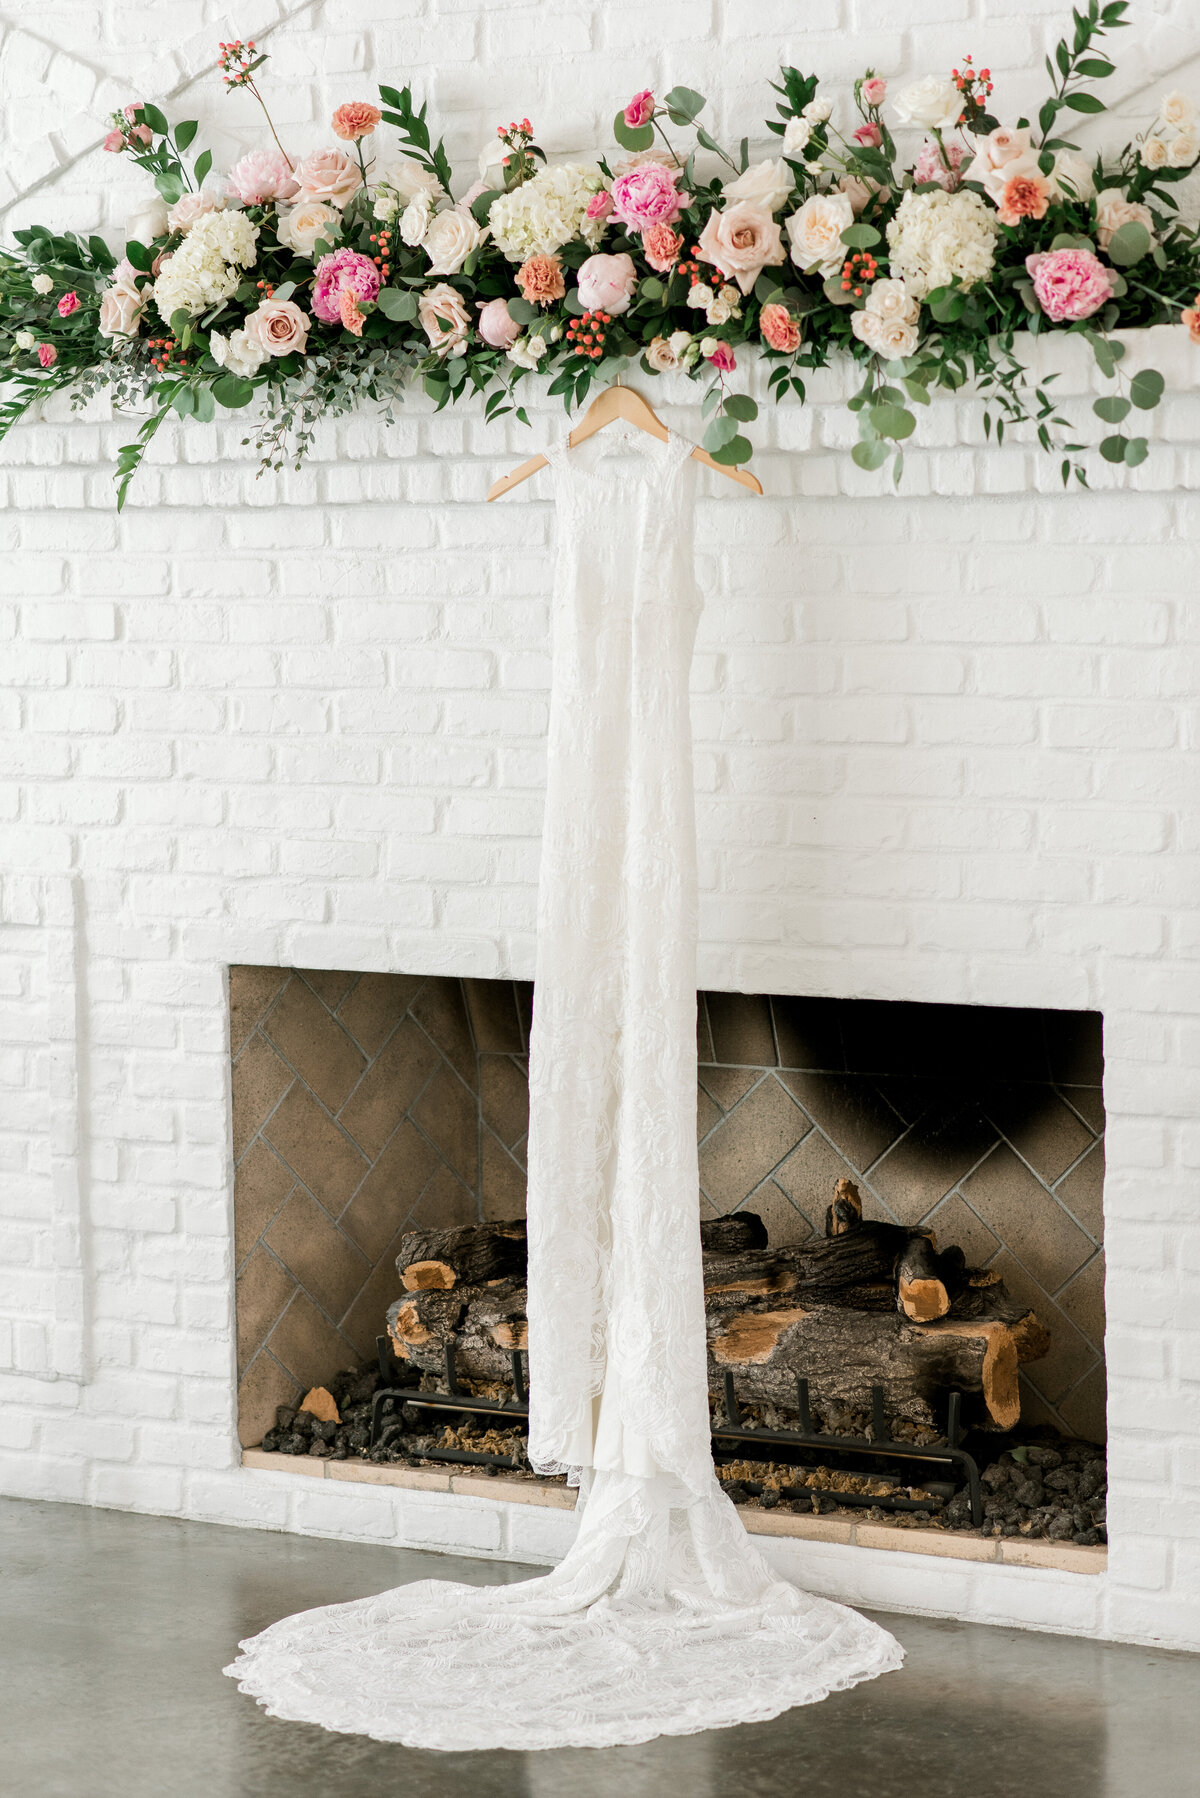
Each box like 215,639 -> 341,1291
233,967 -> 1106,1552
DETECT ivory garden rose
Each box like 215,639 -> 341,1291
785,190 -> 855,277
419,281 -> 471,356
292,146 -> 362,207
697,201 -> 786,293
243,297 -> 311,355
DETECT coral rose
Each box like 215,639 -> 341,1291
610,162 -> 688,232
759,301 -> 801,353
577,251 -> 638,315
292,146 -> 362,208
243,297 -> 311,356
697,201 -> 786,295
1025,248 -> 1117,323
311,247 -> 381,323
642,223 -> 683,272
988,158 -> 1053,227
332,102 -> 381,141
476,297 -> 521,349
419,282 -> 471,357
516,253 -> 565,307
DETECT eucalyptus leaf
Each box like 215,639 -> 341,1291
840,223 -> 881,250
612,111 -> 654,153
709,434 -> 753,465
377,288 -> 418,321
664,85 -> 706,122
1099,433 -> 1128,462
1093,394 -> 1131,423
1129,368 -> 1164,409
1106,220 -> 1151,266
869,402 -> 915,441
703,414 -> 739,450
212,375 -> 255,409
505,296 -> 539,324
851,437 -> 890,470
1123,435 -> 1149,465
723,394 -> 758,422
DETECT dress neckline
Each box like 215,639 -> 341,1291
546,420 -> 693,473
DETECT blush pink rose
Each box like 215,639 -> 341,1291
129,124 -> 153,146
760,301 -> 801,353
292,145 -> 362,208
37,343 -> 57,367
706,342 -> 737,372
642,222 -> 683,272
476,296 -> 521,348
696,200 -> 786,294
57,291 -> 79,317
610,162 -> 687,232
311,247 -> 381,323
1025,247 -> 1117,323
861,77 -> 887,107
577,251 -> 638,316
331,101 -> 381,141
103,130 -> 125,153
586,191 -> 614,221
853,122 -> 883,147
624,89 -> 655,129
227,148 -> 299,206
243,297 -> 311,356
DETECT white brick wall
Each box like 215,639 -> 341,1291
3,0 -> 1200,1654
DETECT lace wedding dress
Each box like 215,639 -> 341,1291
224,424 -> 903,1749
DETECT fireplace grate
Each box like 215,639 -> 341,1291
368,1337 -> 983,1523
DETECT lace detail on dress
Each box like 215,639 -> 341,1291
224,423 -> 904,1749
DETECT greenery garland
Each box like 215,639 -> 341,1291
2,0 -> 1198,507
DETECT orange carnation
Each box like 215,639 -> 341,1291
331,102 -> 382,142
1183,294 -> 1200,344
339,288 -> 365,336
516,253 -> 566,308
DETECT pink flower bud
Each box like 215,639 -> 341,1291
623,89 -> 655,129
57,291 -> 80,317
853,122 -> 883,147
37,343 -> 57,368
706,343 -> 737,372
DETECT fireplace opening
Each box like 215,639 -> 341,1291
232,970 -> 1106,1555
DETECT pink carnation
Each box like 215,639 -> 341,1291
57,291 -> 79,317
706,343 -> 737,372
913,137 -> 966,192
610,162 -> 687,232
624,89 -> 655,129
226,148 -> 299,206
311,247 -> 381,324
760,302 -> 801,353
1025,247 -> 1117,323
37,343 -> 57,368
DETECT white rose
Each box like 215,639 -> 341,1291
126,197 -> 169,244
864,276 -> 918,324
422,205 -> 487,275
97,276 -> 146,338
506,334 -> 546,369
275,200 -> 338,257
973,124 -> 1031,176
785,188 -> 855,276
400,190 -> 433,247
698,335 -> 718,357
31,272 -> 53,295
1160,91 -> 1197,129
645,335 -> 680,372
687,281 -> 714,313
1093,187 -> 1154,251
167,190 -> 224,234
1168,130 -> 1198,168
722,157 -> 793,215
209,326 -> 267,379
668,329 -> 693,358
1140,136 -> 1169,169
893,75 -> 961,133
782,117 -> 813,158
15,329 -> 35,349
803,96 -> 833,123
851,307 -> 918,358
1053,148 -> 1096,202
707,283 -> 742,325
376,154 -> 441,202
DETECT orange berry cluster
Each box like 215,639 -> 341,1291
218,40 -> 257,88
368,230 -> 392,278
254,279 -> 276,297
951,53 -> 993,125
840,250 -> 878,298
678,249 -> 721,287
146,336 -> 185,371
567,310 -> 611,359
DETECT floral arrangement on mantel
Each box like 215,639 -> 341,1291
2,1 -> 1200,504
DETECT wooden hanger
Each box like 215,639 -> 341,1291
486,379 -> 764,501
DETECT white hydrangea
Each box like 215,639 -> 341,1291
152,208 -> 259,324
885,188 -> 998,300
487,162 -> 604,261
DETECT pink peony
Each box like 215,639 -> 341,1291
707,343 -> 737,372
311,247 -> 380,323
331,101 -> 381,141
861,77 -> 887,107
760,301 -> 801,353
642,222 -> 683,272
577,251 -> 638,315
610,162 -> 687,232
913,137 -> 966,191
586,191 -> 614,221
696,200 -> 786,294
476,296 -> 521,349
624,89 -> 655,129
1025,247 -> 1118,323
853,122 -> 883,148
103,130 -> 125,153
227,148 -> 299,206
37,343 -> 57,367
57,291 -> 79,317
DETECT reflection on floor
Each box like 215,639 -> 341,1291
1,1495 -> 1193,1798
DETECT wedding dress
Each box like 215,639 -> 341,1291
224,423 -> 902,1749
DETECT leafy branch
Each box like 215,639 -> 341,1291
1036,0 -> 1129,145
377,86 -> 454,194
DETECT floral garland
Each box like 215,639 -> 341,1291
3,1 -> 1199,506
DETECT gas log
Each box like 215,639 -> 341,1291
385,1183 -> 1050,1432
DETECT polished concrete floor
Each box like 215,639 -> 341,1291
2,1496 -> 1196,1798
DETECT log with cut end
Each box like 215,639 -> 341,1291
387,1280 -> 527,1386
395,1220 -> 527,1292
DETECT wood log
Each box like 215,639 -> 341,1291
395,1220 -> 527,1291
700,1213 -> 769,1254
387,1279 -> 527,1386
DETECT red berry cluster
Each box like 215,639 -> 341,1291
951,53 -> 993,126
496,117 -> 535,174
254,278 -> 277,298
146,336 -> 186,372
218,40 -> 258,89
678,248 -> 722,287
840,250 -> 879,298
567,310 -> 611,359
368,230 -> 392,279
